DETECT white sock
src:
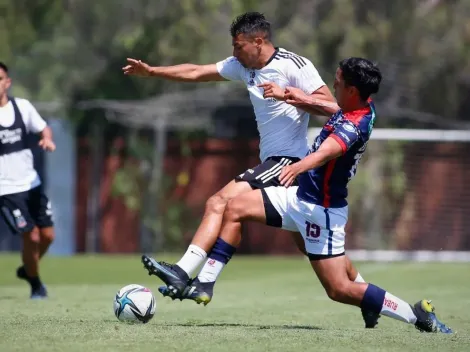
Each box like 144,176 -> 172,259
197,258 -> 225,283
354,273 -> 366,283
381,292 -> 417,324
175,245 -> 207,276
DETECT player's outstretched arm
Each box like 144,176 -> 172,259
122,58 -> 226,82
279,137 -> 342,187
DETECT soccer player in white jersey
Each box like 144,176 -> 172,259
0,62 -> 56,299
172,57 -> 452,334
125,12 -> 378,327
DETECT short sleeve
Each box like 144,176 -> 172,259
330,120 -> 360,154
216,56 -> 244,81
287,58 -> 326,94
21,99 -> 47,134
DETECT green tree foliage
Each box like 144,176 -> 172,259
1,0 -> 467,126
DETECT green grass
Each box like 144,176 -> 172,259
0,254 -> 469,352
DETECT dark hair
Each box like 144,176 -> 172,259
230,12 -> 271,40
0,62 -> 8,74
339,57 -> 382,101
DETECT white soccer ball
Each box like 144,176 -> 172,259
113,284 -> 156,324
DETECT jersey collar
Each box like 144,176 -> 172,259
263,47 -> 280,67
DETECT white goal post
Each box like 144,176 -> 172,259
308,128 -> 470,143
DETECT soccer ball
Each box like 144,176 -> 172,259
113,284 -> 156,324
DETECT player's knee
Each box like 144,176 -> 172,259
325,282 -> 351,303
205,193 -> 230,215
39,227 -> 55,244
224,198 -> 246,222
23,228 -> 40,244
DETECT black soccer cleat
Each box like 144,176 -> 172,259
361,308 -> 381,328
141,255 -> 189,298
16,266 -> 28,281
158,278 -> 214,306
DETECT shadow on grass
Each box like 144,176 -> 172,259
0,295 -> 20,300
163,322 -> 322,330
105,319 -> 321,330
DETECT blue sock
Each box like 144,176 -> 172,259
198,238 -> 237,283
208,238 -> 237,264
361,284 -> 386,314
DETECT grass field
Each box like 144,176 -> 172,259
0,254 -> 469,352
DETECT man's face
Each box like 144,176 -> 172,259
232,33 -> 261,69
333,68 -> 356,107
0,68 -> 11,99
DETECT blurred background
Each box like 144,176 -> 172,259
1,0 -> 469,258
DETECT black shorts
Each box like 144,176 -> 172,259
0,186 -> 53,234
235,156 -> 300,190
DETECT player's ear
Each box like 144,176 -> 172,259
254,37 -> 264,48
349,86 -> 359,98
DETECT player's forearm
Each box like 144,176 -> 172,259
149,64 -> 204,82
40,126 -> 53,140
302,97 -> 340,116
296,150 -> 334,173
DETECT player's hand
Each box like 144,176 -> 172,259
39,138 -> 56,152
258,82 -> 285,100
122,58 -> 153,76
279,163 -> 302,187
284,86 -> 308,106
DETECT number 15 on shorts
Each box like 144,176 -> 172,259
305,221 -> 320,243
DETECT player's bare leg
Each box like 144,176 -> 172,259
191,181 -> 255,248
145,178 -> 366,298
166,189 -> 265,305
176,190 -> 367,308
38,226 -> 54,258
22,228 -> 40,278
310,255 -> 452,333
19,227 -> 48,299
153,189 -> 370,314
141,180 -> 253,297
291,231 -> 361,283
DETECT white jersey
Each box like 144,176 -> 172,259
0,98 -> 46,195
216,48 -> 325,162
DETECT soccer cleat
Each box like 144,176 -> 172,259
16,266 -> 28,281
141,255 -> 189,298
158,278 -> 214,306
361,308 -> 380,328
30,285 -> 48,300
17,266 -> 48,299
413,300 -> 453,333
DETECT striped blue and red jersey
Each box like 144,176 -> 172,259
296,100 -> 377,208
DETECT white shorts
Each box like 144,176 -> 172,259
262,186 -> 348,257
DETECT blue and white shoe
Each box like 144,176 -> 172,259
31,285 -> 48,300
413,300 -> 453,333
